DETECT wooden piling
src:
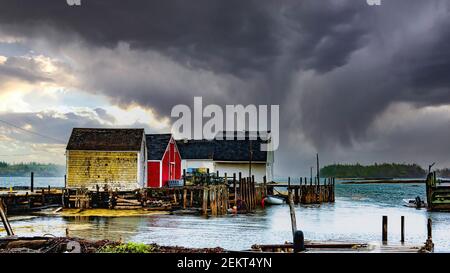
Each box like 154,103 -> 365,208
401,216 -> 405,243
427,218 -> 432,239
202,188 -> 208,215
238,172 -> 242,200
251,175 -> 255,210
0,199 -> 14,236
210,187 -> 216,216
30,172 -> 34,193
288,189 -> 297,237
216,186 -> 221,214
233,173 -> 237,206
183,188 -> 187,209
263,176 -> 267,197
382,216 -> 388,242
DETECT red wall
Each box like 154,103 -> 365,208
161,150 -> 169,187
147,162 -> 160,187
147,137 -> 182,188
174,144 -> 181,180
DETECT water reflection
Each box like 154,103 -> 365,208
5,182 -> 450,252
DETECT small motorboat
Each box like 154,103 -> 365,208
403,196 -> 427,208
264,195 -> 285,205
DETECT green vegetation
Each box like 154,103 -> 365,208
320,163 -> 427,178
0,161 -> 65,177
98,242 -> 156,253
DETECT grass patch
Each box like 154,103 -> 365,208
98,242 -> 156,253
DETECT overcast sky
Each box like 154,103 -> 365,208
0,0 -> 449,176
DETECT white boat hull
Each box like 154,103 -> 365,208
264,196 -> 284,205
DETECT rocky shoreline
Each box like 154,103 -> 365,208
0,236 -> 226,253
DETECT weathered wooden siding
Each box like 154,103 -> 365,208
67,150 -> 140,190
214,162 -> 267,183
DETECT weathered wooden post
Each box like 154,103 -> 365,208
213,186 -> 218,215
382,216 -> 388,242
0,199 -> 14,236
233,173 -> 237,205
424,218 -> 434,252
202,188 -> 208,215
242,177 -> 247,210
251,175 -> 255,210
183,169 -> 186,186
288,189 -> 297,238
216,186 -> 221,214
210,186 -> 215,215
243,177 -> 247,208
288,176 -> 291,204
316,153 -> 320,187
401,216 -> 405,243
238,172 -> 242,201
427,218 -> 432,240
30,172 -> 34,193
183,188 -> 187,209
173,189 -> 177,203
263,175 -> 267,197
248,177 -> 251,210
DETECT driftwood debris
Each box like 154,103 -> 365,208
0,237 -> 226,253
0,198 -> 14,236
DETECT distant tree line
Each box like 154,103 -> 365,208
320,163 -> 428,178
437,168 -> 450,178
0,161 -> 65,177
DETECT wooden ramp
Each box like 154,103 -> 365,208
250,240 -> 432,253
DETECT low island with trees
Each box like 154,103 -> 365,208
0,161 -> 65,177
320,163 -> 428,179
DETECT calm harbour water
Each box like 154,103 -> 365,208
3,177 -> 450,252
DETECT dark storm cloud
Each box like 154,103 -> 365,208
0,108 -> 152,145
1,0 -> 450,173
0,0 -> 372,76
0,111 -> 105,144
297,1 -> 450,149
0,56 -> 53,84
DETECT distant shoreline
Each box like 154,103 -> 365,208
341,179 -> 425,184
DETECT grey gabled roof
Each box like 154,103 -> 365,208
176,139 -> 215,160
146,134 -> 172,160
177,132 -> 268,162
66,128 -> 145,151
